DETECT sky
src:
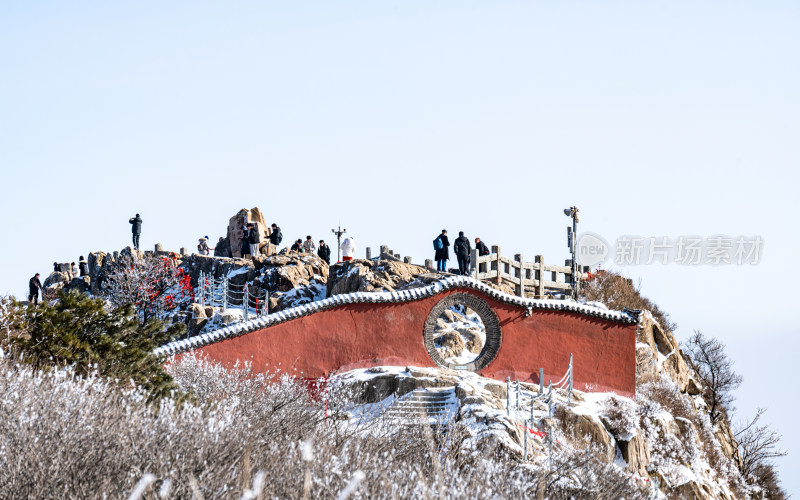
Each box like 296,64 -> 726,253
1,0 -> 798,493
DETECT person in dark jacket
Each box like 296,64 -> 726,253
291,239 -> 303,252
475,237 -> 490,256
28,273 -> 43,306
434,229 -> 450,272
269,223 -> 283,246
247,224 -> 261,258
79,256 -> 89,277
129,214 -> 142,249
317,240 -> 331,264
454,231 -> 472,276
240,223 -> 252,258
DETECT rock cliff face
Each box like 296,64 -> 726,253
332,312 -> 748,499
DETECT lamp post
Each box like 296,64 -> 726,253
331,225 -> 347,262
563,206 -> 580,298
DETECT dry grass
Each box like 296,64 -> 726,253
580,271 -> 676,332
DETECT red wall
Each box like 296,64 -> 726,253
176,288 -> 636,396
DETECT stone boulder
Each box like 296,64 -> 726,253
555,408 -> 616,462
269,283 -> 326,312
435,331 -> 466,360
227,207 -> 271,258
88,252 -> 108,277
187,303 -> 209,336
44,271 -> 71,289
618,433 -> 650,476
326,259 -> 432,296
67,276 -> 90,294
213,236 -> 232,258
255,252 -> 329,292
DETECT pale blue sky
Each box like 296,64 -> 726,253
1,1 -> 798,492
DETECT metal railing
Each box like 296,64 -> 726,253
197,271 -> 269,321
506,354 -> 573,462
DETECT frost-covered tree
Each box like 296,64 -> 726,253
681,330 -> 742,422
728,408 -> 787,495
102,254 -> 192,324
10,290 -> 185,401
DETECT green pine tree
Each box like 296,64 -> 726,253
10,290 -> 185,402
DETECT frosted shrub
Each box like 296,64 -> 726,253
601,396 -> 639,440
0,355 -> 645,499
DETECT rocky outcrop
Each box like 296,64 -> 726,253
326,259 -> 441,296
618,434 -> 650,476
636,311 -> 697,394
227,207 -> 271,258
213,236 -> 231,258
43,271 -> 72,290
337,363 -> 744,499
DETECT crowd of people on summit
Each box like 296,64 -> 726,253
26,211 -> 490,305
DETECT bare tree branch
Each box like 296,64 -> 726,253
681,330 -> 742,422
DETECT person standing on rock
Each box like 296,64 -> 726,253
247,223 -> 260,258
129,214 -> 142,250
340,236 -> 355,262
269,223 -> 283,246
303,236 -> 316,254
434,229 -> 450,272
28,273 -> 43,306
317,240 -> 331,264
240,223 -> 252,258
475,237 -> 490,256
454,231 -> 472,276
70,262 -> 78,276
79,256 -> 89,277
197,237 -> 213,255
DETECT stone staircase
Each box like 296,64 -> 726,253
382,387 -> 459,425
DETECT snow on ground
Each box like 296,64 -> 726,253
330,366 -> 738,499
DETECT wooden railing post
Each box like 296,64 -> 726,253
514,253 -> 524,297
535,255 -> 545,299
494,246 -> 502,285
471,248 -> 478,278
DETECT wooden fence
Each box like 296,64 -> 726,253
470,246 -> 586,299
366,244 -> 586,299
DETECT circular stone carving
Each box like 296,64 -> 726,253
423,293 -> 501,372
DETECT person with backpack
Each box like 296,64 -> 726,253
475,237 -> 490,256
129,213 -> 142,250
454,231 -> 472,276
317,240 -> 331,264
434,229 -> 450,272
269,223 -> 283,246
197,237 -> 213,255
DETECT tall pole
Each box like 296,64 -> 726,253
331,225 -> 347,263
565,206 -> 580,299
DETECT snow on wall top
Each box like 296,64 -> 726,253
155,275 -> 641,357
